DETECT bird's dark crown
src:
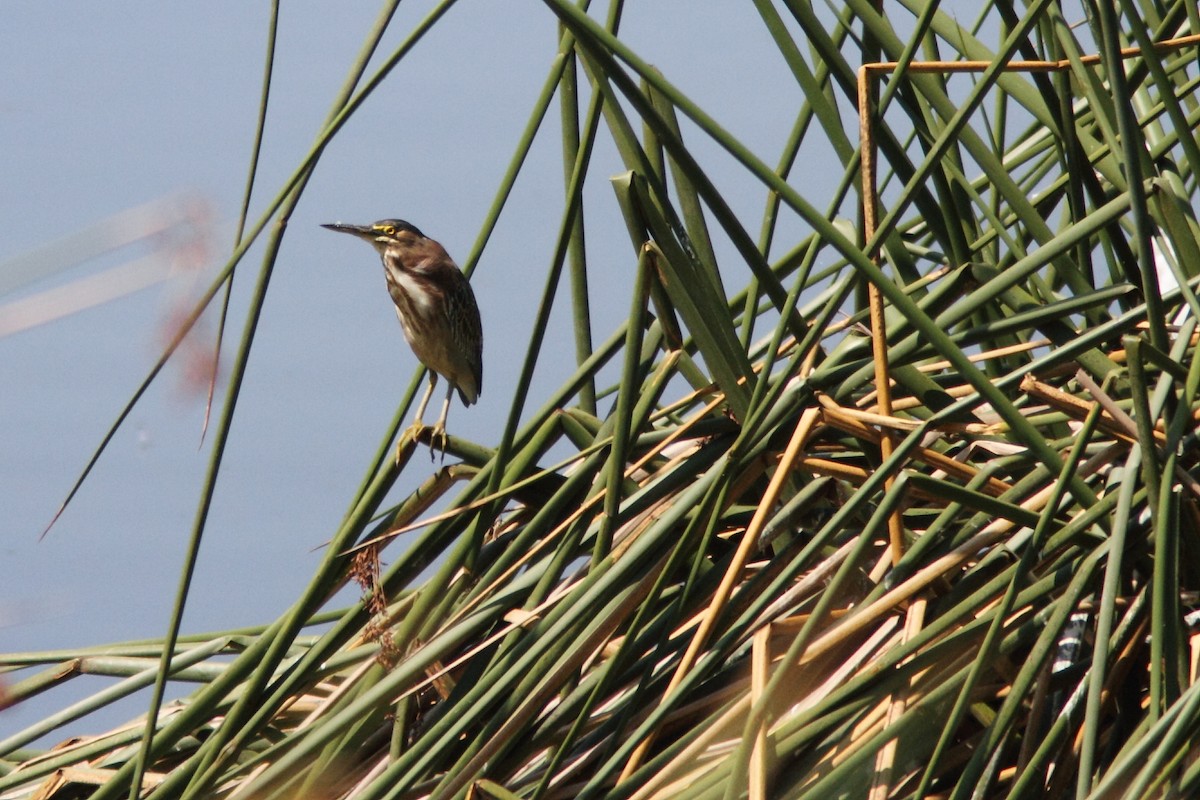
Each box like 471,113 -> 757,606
371,219 -> 426,239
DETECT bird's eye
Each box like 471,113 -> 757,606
382,225 -> 396,236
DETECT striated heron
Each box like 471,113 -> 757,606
323,219 -> 482,455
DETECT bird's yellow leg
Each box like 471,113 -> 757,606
400,375 -> 437,464
429,383 -> 453,460
413,373 -> 436,425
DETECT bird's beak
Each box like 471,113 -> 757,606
321,222 -> 375,239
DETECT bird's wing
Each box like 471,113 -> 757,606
450,273 -> 483,399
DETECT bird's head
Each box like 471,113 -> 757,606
322,219 -> 444,270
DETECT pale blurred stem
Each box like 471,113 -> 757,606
131,190 -> 301,800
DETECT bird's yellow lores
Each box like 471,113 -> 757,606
323,219 -> 483,456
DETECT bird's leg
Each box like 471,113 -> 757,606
429,381 -> 454,462
413,373 -> 436,426
400,374 -> 437,464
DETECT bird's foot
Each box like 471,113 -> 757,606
396,422 -> 426,465
427,423 -> 448,463
399,421 -> 448,463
